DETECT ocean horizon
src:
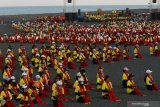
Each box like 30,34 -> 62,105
0,5 -> 149,16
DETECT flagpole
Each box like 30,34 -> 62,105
158,0 -> 160,12
73,0 -> 76,13
149,0 -> 152,13
63,0 -> 66,14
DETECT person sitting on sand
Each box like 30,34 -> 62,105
8,76 -> 20,98
2,65 -> 12,80
75,78 -> 91,104
28,80 -> 46,105
19,72 -> 30,87
127,74 -> 145,96
107,46 -> 112,60
102,75 -> 121,101
122,67 -> 129,88
134,44 -> 142,58
0,84 -> 16,107
154,42 -> 160,56
51,81 -> 65,107
144,70 -> 159,91
123,45 -> 130,60
96,66 -> 105,90
16,84 -> 33,107
112,47 -> 120,61
149,43 -> 154,56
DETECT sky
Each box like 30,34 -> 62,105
0,0 -> 150,7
